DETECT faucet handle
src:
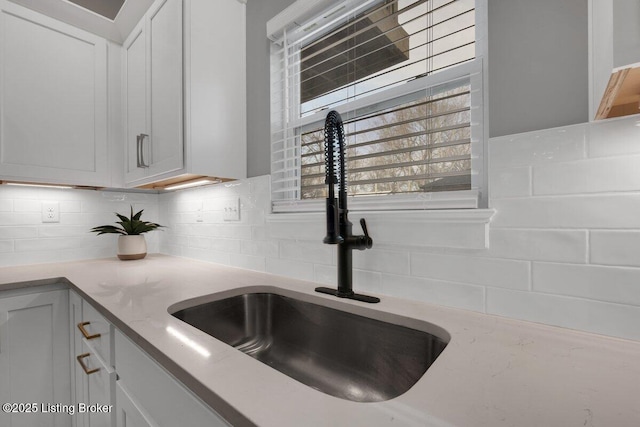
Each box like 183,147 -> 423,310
359,218 -> 373,249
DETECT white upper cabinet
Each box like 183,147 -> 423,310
0,0 -> 110,186
123,0 -> 247,187
124,0 -> 183,184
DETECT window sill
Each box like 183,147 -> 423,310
266,208 -> 495,250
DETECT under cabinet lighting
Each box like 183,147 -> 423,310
4,182 -> 73,189
164,179 -> 220,191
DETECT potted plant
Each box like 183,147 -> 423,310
91,206 -> 164,260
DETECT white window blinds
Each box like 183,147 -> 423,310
270,0 -> 484,211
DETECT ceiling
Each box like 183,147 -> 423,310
67,0 -> 125,21
8,0 -> 154,43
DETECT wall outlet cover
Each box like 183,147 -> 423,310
42,201 -> 60,223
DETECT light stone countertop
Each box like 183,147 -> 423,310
0,254 -> 639,427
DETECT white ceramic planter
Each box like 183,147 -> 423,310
117,235 -> 147,260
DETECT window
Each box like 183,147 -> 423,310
269,0 -> 487,213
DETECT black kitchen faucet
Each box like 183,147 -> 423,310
315,110 -> 380,304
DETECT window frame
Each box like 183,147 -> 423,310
268,0 -> 489,214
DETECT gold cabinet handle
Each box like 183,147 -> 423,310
77,322 -> 101,340
76,353 -> 99,375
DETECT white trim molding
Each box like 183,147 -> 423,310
267,209 -> 495,250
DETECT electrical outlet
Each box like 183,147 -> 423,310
41,201 -> 59,223
222,198 -> 240,221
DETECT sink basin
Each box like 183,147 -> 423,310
170,291 -> 448,402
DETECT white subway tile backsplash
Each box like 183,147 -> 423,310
266,257 -> 315,282
161,244 -> 182,257
250,226 -> 268,241
488,166 -> 531,199
15,236 -> 106,252
486,288 -> 640,341
352,269 -> 383,294
0,212 -> 43,225
491,194 -> 640,229
410,252 -> 530,289
0,240 -> 14,253
353,249 -> 410,275
490,124 -> 586,168
38,225 -> 92,238
533,262 -> 640,306
279,240 -> 333,265
488,229 -> 587,263
188,236 -> 211,249
0,199 -> 12,211
267,217 -> 325,241
241,239 -> 279,257
181,247 -> 230,265
0,226 -> 38,239
381,274 -> 485,312
209,238 -> 241,253
59,200 -> 81,213
533,155 -> 640,195
14,199 -> 42,212
587,115 -> 640,158
312,264 -> 335,286
228,253 -> 266,272
0,246 -> 115,268
370,217 -> 487,249
590,231 -> 640,267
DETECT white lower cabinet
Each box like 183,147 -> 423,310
114,330 -> 230,427
0,288 -> 229,427
69,292 -> 229,427
114,383 -> 156,427
0,288 -> 71,427
70,291 -> 116,427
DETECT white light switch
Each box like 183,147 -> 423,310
223,198 -> 240,221
42,201 -> 60,223
195,200 -> 203,222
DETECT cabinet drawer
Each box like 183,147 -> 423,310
75,341 -> 116,427
77,300 -> 114,367
115,330 -> 229,427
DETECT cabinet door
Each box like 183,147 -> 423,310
123,0 -> 183,186
147,0 -> 183,179
115,383 -> 157,427
0,1 -> 108,186
124,23 -> 149,184
0,289 -> 71,427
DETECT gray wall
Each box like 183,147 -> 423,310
246,0 -> 590,175
613,0 -> 640,68
246,0 -> 295,177
488,0 -> 588,137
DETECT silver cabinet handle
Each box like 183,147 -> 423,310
136,134 -> 143,168
137,134 -> 149,168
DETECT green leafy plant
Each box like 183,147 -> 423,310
91,206 -> 163,236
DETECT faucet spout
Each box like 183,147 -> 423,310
316,110 -> 380,304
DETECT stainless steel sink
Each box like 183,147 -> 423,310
170,291 -> 448,402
